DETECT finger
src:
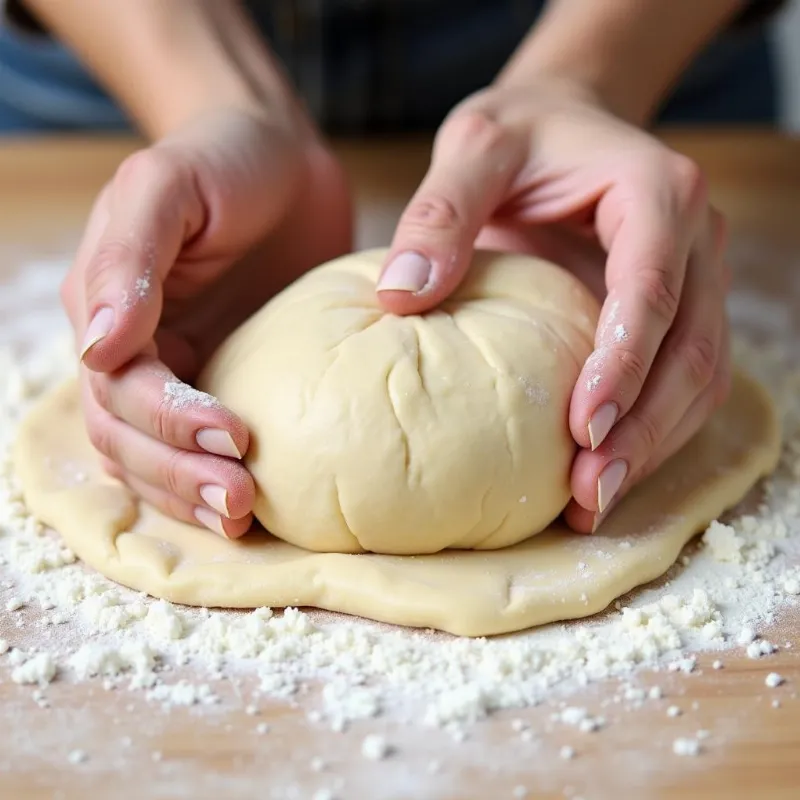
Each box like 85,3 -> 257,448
61,185 -> 113,337
566,368 -> 725,534
565,384 -> 716,533
79,149 -> 205,372
571,254 -> 723,514
571,157 -> 707,451
377,109 -> 525,314
586,212 -> 723,499
566,315 -> 731,533
81,378 -> 255,520
88,354 -> 249,459
120,470 -> 253,540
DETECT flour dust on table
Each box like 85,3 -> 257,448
0,258 -> 799,772
10,250 -> 782,637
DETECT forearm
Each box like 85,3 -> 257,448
499,0 -> 746,125
23,0 -> 303,139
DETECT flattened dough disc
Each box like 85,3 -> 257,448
14,372 -> 780,637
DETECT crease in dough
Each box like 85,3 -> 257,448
201,249 -> 596,556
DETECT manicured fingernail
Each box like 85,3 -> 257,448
199,484 -> 230,517
196,429 -> 242,459
597,459 -> 628,514
80,307 -> 115,360
588,402 -> 618,450
194,506 -> 229,538
376,252 -> 431,293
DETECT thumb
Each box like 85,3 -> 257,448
377,111 -> 523,315
79,149 -> 205,372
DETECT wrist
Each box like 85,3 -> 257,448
497,59 -> 650,127
142,68 -> 297,142
25,0 -> 311,141
128,23 -> 304,140
498,0 -> 745,127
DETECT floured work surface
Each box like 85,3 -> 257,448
2,135 -> 800,800
14,371 -> 780,636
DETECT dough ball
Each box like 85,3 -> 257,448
199,249 -> 599,555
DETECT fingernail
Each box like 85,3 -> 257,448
597,459 -> 628,514
588,402 -> 618,451
80,307 -> 115,360
199,484 -> 230,518
194,506 -> 229,538
376,252 -> 432,293
196,429 -> 242,459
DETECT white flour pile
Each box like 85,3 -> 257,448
0,258 -> 799,747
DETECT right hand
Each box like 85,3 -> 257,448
61,108 -> 352,538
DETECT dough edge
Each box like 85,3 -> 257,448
13,371 -> 781,637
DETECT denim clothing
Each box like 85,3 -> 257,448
0,0 -> 779,135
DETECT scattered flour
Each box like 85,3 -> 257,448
1,335 -> 799,728
703,521 -> 746,563
67,749 -> 88,765
672,737 -> 701,757
765,672 -> 784,688
559,745 -> 576,760
360,734 -> 391,761
163,381 -> 221,411
10,652 -> 56,685
0,260 -> 799,791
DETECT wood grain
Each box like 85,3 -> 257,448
0,132 -> 798,800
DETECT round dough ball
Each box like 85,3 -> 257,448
199,249 -> 599,555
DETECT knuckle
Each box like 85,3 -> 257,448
159,448 -> 188,498
441,108 -> 507,156
626,408 -> 663,456
677,333 -> 718,390
670,154 -> 707,211
639,267 -> 681,325
85,239 -> 138,298
115,148 -> 180,194
613,345 -> 649,390
151,394 -> 180,445
401,193 -> 462,233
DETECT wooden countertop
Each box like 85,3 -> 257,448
1,131 -> 799,800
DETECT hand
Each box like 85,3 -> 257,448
377,79 -> 730,533
62,108 -> 352,537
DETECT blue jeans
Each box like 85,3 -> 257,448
0,3 -> 779,135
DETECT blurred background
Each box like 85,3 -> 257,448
774,0 -> 800,129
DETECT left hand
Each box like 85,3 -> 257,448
376,78 -> 731,533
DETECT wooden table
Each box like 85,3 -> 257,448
1,132 -> 799,800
